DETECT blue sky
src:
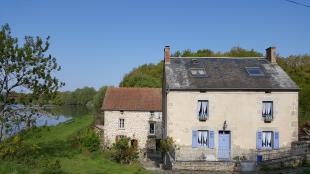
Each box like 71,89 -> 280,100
1,0 -> 309,91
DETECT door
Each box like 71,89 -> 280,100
218,131 -> 231,160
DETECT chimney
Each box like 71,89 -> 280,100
266,47 -> 277,64
164,46 -> 170,64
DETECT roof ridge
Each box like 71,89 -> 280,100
170,57 -> 265,59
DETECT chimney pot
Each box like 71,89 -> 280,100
164,46 -> 170,64
266,47 -> 277,64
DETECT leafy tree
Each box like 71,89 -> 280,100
0,24 -> 64,142
119,61 -> 163,88
92,86 -> 108,112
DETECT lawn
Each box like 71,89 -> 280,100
0,115 -> 152,174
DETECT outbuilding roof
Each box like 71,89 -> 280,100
165,57 -> 299,91
102,87 -> 162,111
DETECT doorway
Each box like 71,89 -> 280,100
218,131 -> 231,160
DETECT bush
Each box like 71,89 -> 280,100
111,137 -> 139,164
0,134 -> 40,159
71,128 -> 100,152
159,137 -> 175,153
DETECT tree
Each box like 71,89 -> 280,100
0,24 -> 64,142
92,86 -> 107,112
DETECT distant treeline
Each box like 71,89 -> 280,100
119,47 -> 310,125
16,86 -> 108,112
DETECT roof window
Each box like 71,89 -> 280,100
191,59 -> 199,64
246,67 -> 264,76
190,68 -> 207,77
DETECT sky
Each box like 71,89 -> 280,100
1,0 -> 310,91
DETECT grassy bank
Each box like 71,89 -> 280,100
0,115 -> 151,174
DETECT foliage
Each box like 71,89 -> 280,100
159,137 -> 175,153
0,115 -> 150,174
111,137 -> 139,164
278,55 -> 310,125
92,86 -> 108,112
71,128 -> 100,152
120,61 -> 163,88
172,47 -> 263,57
0,23 -> 64,142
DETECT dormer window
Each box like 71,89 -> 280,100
190,68 -> 207,77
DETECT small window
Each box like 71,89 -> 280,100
190,68 -> 207,77
246,67 -> 264,76
197,130 -> 209,147
150,111 -> 154,116
262,101 -> 273,122
149,122 -> 155,135
262,131 -> 273,149
119,119 -> 125,129
197,100 -> 208,121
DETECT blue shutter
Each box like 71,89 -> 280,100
192,130 -> 199,148
273,131 -> 279,149
208,130 -> 214,149
257,131 -> 262,150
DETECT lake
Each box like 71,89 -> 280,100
1,105 -> 91,139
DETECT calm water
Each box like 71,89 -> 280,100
1,105 -> 91,138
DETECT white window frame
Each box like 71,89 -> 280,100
149,122 -> 155,135
119,118 -> 125,129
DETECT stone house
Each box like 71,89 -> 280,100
162,46 -> 299,162
102,87 -> 162,151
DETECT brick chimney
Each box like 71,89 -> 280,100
164,46 -> 170,64
266,47 -> 277,64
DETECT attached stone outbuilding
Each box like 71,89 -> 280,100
101,87 -> 162,151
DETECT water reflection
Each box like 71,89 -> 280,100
1,105 -> 91,139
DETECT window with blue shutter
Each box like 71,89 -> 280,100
257,131 -> 262,150
273,131 -> 279,149
208,130 -> 214,149
192,130 -> 199,148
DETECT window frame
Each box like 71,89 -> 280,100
149,122 -> 155,135
198,100 -> 209,121
119,118 -> 125,129
190,68 -> 207,77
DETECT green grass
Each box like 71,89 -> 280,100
0,115 -> 151,174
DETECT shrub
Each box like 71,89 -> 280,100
0,134 -> 40,159
111,137 -> 139,164
71,128 -> 100,152
159,137 -> 175,153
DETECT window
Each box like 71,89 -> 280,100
119,119 -> 124,129
150,111 -> 154,116
198,100 -> 208,121
246,67 -> 264,76
190,68 -> 207,77
149,122 -> 155,135
257,131 -> 279,150
192,130 -> 214,148
262,131 -> 273,149
262,101 -> 273,122
197,130 -> 209,147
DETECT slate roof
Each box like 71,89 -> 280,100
102,87 -> 162,111
165,57 -> 299,91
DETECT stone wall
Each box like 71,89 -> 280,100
103,110 -> 162,149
